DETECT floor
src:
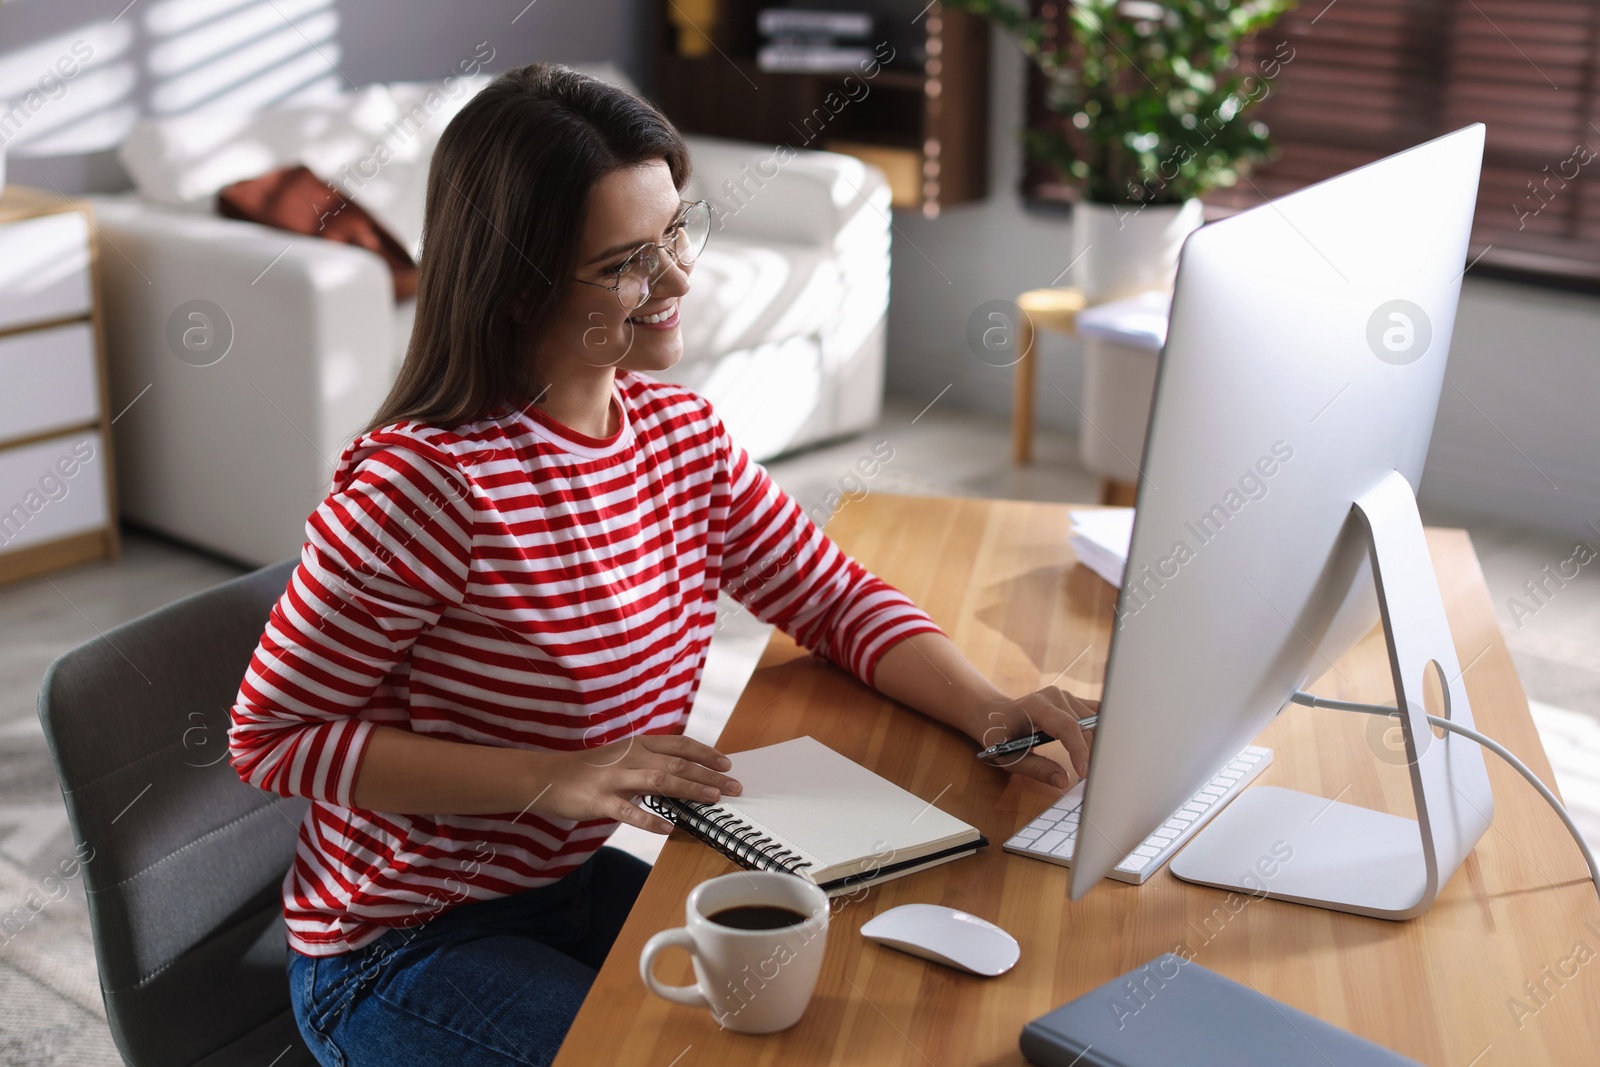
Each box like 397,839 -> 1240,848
2,399 -> 1597,1064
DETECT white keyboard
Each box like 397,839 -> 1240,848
1003,745 -> 1273,884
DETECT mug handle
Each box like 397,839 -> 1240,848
640,928 -> 709,1008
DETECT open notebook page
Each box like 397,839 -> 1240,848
712,736 -> 981,883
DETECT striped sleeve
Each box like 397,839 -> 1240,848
716,428 -> 943,688
228,445 -> 474,807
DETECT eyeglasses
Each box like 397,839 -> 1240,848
577,200 -> 711,311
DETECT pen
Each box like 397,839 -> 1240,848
974,716 -> 1098,761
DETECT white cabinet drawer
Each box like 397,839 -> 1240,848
0,322 -> 100,442
0,211 -> 93,332
0,431 -> 108,554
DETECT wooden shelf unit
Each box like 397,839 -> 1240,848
652,2 -> 990,216
0,185 -> 120,585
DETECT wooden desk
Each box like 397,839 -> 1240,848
1009,288 -> 1139,507
553,495 -> 1600,1066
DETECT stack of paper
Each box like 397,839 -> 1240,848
1068,508 -> 1133,588
1073,291 -> 1170,352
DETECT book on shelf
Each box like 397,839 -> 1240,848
757,42 -> 878,73
757,8 -> 873,39
754,6 -> 876,71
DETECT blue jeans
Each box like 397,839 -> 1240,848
288,845 -> 652,1067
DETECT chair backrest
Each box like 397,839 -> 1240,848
37,560 -> 314,1067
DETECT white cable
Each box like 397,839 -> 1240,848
1290,690 -> 1600,904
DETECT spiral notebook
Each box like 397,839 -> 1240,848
643,735 -> 988,895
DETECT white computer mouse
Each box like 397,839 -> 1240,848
859,903 -> 1020,976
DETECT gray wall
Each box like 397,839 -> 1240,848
884,23 -> 1600,539
884,22 -> 1080,435
0,0 -> 649,193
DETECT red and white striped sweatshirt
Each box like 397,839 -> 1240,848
229,371 -> 942,956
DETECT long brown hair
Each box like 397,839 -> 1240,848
362,63 -> 691,435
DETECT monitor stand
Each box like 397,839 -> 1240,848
1168,470 -> 1494,920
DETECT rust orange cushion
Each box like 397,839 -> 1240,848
217,164 -> 417,301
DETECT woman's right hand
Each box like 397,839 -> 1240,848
527,733 -> 743,833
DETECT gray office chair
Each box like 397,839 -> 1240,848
37,559 -> 318,1067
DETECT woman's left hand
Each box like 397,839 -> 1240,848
969,687 -> 1099,790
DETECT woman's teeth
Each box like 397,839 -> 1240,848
628,305 -> 675,324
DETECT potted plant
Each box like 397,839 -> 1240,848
946,0 -> 1295,301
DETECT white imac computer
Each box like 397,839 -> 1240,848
1063,124 -> 1495,918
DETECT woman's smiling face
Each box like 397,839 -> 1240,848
534,158 -> 694,378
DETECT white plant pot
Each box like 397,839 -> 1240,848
1068,198 -> 1204,303
1080,337 -> 1159,485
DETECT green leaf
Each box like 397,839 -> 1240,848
942,0 -> 1298,202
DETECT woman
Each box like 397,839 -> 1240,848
229,62 -> 1096,1067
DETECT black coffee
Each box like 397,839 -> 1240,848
707,904 -> 809,930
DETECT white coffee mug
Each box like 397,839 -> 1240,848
639,870 -> 829,1033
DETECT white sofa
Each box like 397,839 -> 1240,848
92,63 -> 890,566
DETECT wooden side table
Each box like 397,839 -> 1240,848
1011,286 -> 1142,506
1010,286 -> 1086,465
0,185 -> 120,584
